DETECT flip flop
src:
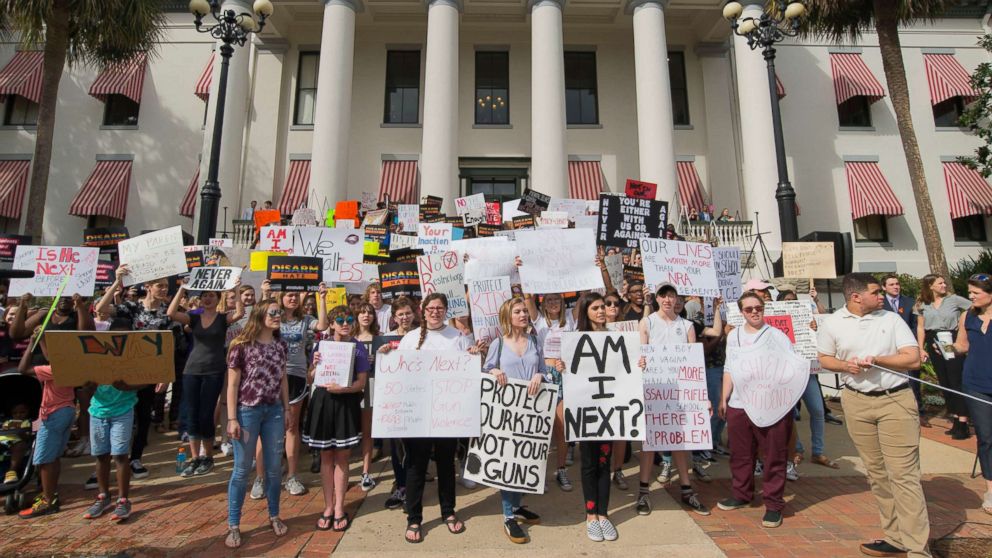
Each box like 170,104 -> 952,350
332,513 -> 351,532
811,455 -> 840,469
270,517 -> 288,537
405,524 -> 423,543
444,515 -> 466,534
225,528 -> 242,549
316,514 -> 333,531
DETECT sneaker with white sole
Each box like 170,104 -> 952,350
384,487 -> 406,509
599,518 -> 618,541
681,491 -> 711,516
612,469 -> 628,490
129,460 -> 149,479
220,442 -> 233,457
586,520 -> 604,542
786,462 -> 800,482
360,473 -> 376,492
692,463 -> 712,483
656,461 -> 673,484
83,493 -> 114,519
110,497 -> 131,521
250,477 -> 265,500
636,494 -> 652,516
285,476 -> 307,496
555,468 -> 573,492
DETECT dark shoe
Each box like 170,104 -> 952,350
513,506 -> 541,525
180,457 -> 199,478
859,540 -> 907,557
84,473 -> 99,490
717,498 -> 750,511
824,413 -> 843,426
503,518 -> 528,544
761,509 -> 782,528
636,494 -> 652,516
385,487 -> 406,510
681,491 -> 710,516
193,457 -> 215,476
951,421 -> 972,440
129,460 -> 149,479
310,451 -> 321,474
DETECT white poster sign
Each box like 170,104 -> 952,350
459,240 -> 520,285
642,344 -> 712,451
292,208 -> 319,227
258,226 -> 293,253
726,301 -> 818,359
372,350 -> 482,438
455,193 -> 486,227
713,246 -> 742,302
502,199 -> 527,222
606,320 -> 639,332
208,238 -> 233,248
538,211 -> 569,229
291,227 -> 365,283
118,226 -> 188,287
639,238 -> 719,298
517,229 -> 604,294
561,332 -> 644,441
186,266 -> 241,291
417,251 -> 468,319
389,233 -> 419,252
417,223 -> 453,254
725,335 -> 809,427
468,276 -> 512,344
397,205 -> 419,232
548,198 -> 589,221
604,253 -> 623,292
8,246 -> 100,297
314,340 -> 355,387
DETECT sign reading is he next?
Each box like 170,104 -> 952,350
597,194 -> 669,249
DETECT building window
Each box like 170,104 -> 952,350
384,50 -> 421,124
933,97 -> 965,128
565,51 -> 598,125
3,96 -> 38,126
467,177 -> 518,203
837,96 -> 872,128
295,52 -> 319,126
475,51 -> 509,125
669,51 -> 690,126
953,215 -> 987,242
103,94 -> 140,126
853,215 -> 889,242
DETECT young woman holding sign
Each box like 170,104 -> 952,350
167,280 -> 244,476
381,296 -> 418,510
378,293 -> 481,544
482,297 -> 560,544
305,305 -> 369,532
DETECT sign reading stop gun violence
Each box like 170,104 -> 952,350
417,251 -> 468,319
642,344 -> 711,451
372,350 -> 482,438
118,226 -> 188,287
463,376 -> 558,494
639,238 -> 719,298
561,332 -> 645,442
186,266 -> 242,291
8,245 -> 99,297
44,330 -> 176,388
782,242 -> 837,279
726,300 -> 818,360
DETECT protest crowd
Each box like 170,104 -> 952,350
0,187 -> 990,558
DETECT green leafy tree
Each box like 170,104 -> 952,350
0,0 -> 166,242
801,0 -> 950,278
959,33 -> 992,177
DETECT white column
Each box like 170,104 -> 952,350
696,43 -> 743,212
530,0 -> 568,199
309,0 -> 358,204
420,0 -> 460,210
631,0 -> 677,203
732,1 -> 782,250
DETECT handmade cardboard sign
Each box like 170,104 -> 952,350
782,242 -> 837,279
455,193 -> 486,227
464,376 -> 558,494
8,245 -> 99,297
266,256 -> 322,292
0,234 -> 31,264
597,195 -> 669,249
254,209 -> 281,230
390,233 -> 418,252
516,229 -> 604,294
468,276 -> 512,344
417,223 -> 453,254
726,300 -> 818,359
502,199 -> 527,222
44,330 -> 175,387
258,226 -> 292,253
624,179 -> 658,200
725,334 -> 809,427
314,340 -> 355,387
606,320 -> 639,332
417,251 -> 468,319
118,226 -> 188,287
361,191 -> 378,211
292,208 -> 319,227
548,198 -> 591,221
186,266 -> 241,291
642,344 -> 712,451
372,350 -> 481,438
518,188 -> 551,216
378,262 -> 421,301
291,227 -> 365,283
485,202 -> 502,225
640,238 -> 719,298
208,237 -> 233,248
561,332 -> 644,441
604,254 -> 623,291
83,227 -> 129,253
713,246 -> 742,301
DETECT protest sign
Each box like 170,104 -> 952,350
417,251 -> 468,319
397,205 -> 418,232
325,209 -> 336,228
511,215 -> 535,230
8,245 -> 99,297
417,223 -> 453,254
254,209 -> 281,230
118,226 -> 187,287
361,191 -> 378,211
266,256 -> 322,292
83,227 -> 129,253
423,195 -> 444,208
209,237 -> 233,248
782,242 -> 837,279
372,335 -> 402,358
726,300 -> 818,359
574,215 -> 598,230
624,265 -> 645,283
516,229 -> 604,294
457,239 -> 520,285
258,226 -> 292,253
502,199 -> 527,222
249,251 -> 281,272
324,287 -> 347,308
604,254 -> 623,291
725,334 -> 810,427
186,266 -> 241,291
543,330 -> 562,359
606,320 -> 639,332
538,211 -> 569,228
314,341 -> 355,387
455,193 -> 486,227
518,188 -> 551,216
336,220 -> 356,230
390,233 -> 418,252
379,262 -> 421,301
291,227 -> 365,283
464,376 -> 557,494
561,332 -> 644,441
642,344 -> 711,451
640,238 -> 719,298
44,330 -> 176,387
597,195 -> 669,249
624,179 -> 658,200
335,200 -> 360,228
292,208 -> 319,227
468,276 -> 512,344
548,198 -> 589,221
372,350 -> 481,438
95,260 -> 119,289
485,202 -> 502,225
477,223 -> 499,237
713,246 -> 742,301
0,234 -> 30,264
185,250 -> 204,271
363,209 -> 389,227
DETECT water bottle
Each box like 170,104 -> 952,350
176,447 -> 187,474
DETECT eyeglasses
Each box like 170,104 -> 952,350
334,316 -> 355,325
424,306 -> 446,313
971,273 -> 991,282
741,305 -> 764,314
266,309 -> 282,318
604,300 -> 619,307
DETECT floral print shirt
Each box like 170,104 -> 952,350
227,339 -> 288,407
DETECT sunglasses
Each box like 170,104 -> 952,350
741,305 -> 764,314
334,316 -> 355,325
266,309 -> 282,318
604,300 -> 619,307
971,273 -> 991,282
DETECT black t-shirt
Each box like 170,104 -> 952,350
184,313 -> 229,375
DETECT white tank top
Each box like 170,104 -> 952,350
646,313 -> 691,345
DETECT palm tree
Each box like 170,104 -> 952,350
0,0 -> 165,242
801,0 -> 950,277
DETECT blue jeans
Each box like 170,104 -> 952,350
182,373 -> 225,441
795,378 -> 825,457
967,390 -> 992,481
706,367 -> 726,447
500,490 -> 523,519
228,403 -> 285,527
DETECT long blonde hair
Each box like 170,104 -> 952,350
498,297 -> 531,338
229,299 -> 280,353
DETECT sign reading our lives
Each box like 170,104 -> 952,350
372,350 -> 482,438
463,376 -> 558,494
417,251 -> 468,319
561,332 -> 644,442
642,344 -> 712,451
639,238 -> 719,298
44,330 -> 176,387
726,300 -> 818,359
597,195 -> 669,249
8,245 -> 100,297
185,266 -> 242,291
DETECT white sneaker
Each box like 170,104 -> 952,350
360,473 -> 376,492
656,461 -> 673,484
586,520 -> 604,542
285,476 -> 307,496
786,462 -> 800,482
249,477 -> 265,500
599,518 -> 618,541
220,442 -> 233,457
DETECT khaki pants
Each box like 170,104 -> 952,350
842,387 -> 931,558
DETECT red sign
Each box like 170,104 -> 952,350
625,179 -> 657,200
485,202 -> 502,225
764,315 -> 796,344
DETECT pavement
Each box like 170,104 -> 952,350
0,401 -> 989,557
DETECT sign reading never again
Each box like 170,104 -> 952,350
597,194 -> 669,249
44,330 -> 176,387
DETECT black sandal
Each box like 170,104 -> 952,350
316,514 -> 333,531
405,524 -> 423,543
332,513 -> 351,532
444,515 -> 466,534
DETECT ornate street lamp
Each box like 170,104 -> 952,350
723,1 -> 805,243
189,0 -> 273,244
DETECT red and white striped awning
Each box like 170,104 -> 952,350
568,161 -> 605,200
194,53 -> 214,101
278,159 -> 311,216
676,161 -> 707,211
69,160 -> 132,221
0,51 -> 44,104
844,161 -> 904,220
829,53 -> 886,105
0,159 -> 30,219
179,167 -> 200,218
89,53 -> 147,104
944,161 -> 992,219
378,160 -> 418,204
775,74 -> 786,99
923,54 -> 979,106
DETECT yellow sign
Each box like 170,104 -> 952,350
364,240 -> 380,256
250,251 -> 282,272
44,330 -> 175,387
325,287 -> 347,308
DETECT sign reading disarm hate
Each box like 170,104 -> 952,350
561,332 -> 644,441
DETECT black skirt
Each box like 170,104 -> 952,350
303,388 -> 362,449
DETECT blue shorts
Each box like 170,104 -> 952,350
33,406 -> 75,465
90,409 -> 135,457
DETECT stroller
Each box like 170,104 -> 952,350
0,370 -> 42,514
